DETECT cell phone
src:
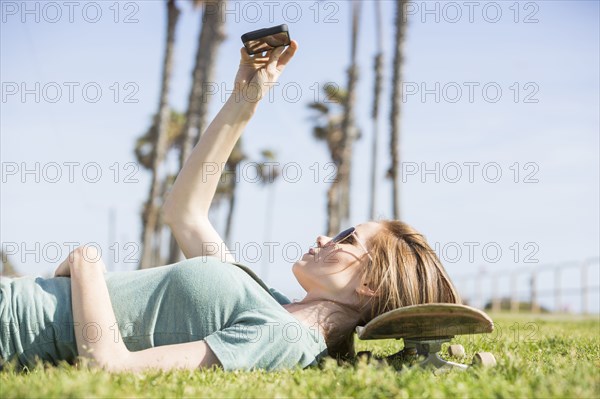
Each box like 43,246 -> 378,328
241,24 -> 291,56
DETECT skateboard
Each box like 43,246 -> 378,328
355,303 -> 496,372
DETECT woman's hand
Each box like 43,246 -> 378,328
232,39 -> 298,104
53,256 -> 72,277
53,246 -> 107,278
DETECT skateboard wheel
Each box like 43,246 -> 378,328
448,344 -> 465,358
472,352 -> 496,367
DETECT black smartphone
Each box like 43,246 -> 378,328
241,24 -> 291,56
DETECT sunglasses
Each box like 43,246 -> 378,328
329,227 -> 373,262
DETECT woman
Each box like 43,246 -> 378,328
0,40 -> 460,373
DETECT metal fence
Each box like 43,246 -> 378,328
454,257 -> 600,314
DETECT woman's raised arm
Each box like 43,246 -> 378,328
162,41 -> 298,262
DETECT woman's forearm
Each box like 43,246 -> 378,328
70,248 -> 128,368
163,97 -> 259,224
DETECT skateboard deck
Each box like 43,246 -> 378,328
355,303 -> 496,372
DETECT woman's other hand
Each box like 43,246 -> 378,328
53,246 -> 107,277
232,39 -> 298,104
53,256 -> 72,277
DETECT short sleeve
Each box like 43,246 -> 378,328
268,287 -> 291,305
203,309 -> 323,371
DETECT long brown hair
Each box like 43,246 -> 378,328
320,219 -> 461,360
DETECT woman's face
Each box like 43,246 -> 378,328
292,221 -> 382,301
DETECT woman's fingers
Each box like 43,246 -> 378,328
276,40 -> 298,72
240,52 -> 270,66
267,45 -> 286,70
250,56 -> 270,63
239,46 -> 251,62
240,47 -> 267,65
240,40 -> 298,69
54,258 -> 71,277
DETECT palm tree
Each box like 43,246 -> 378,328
369,0 -> 384,220
153,173 -> 178,265
135,109 -> 277,264
135,111 -> 186,170
257,149 -> 280,283
180,0 -> 227,161
138,0 -> 181,269
135,110 -> 185,268
307,83 -> 347,236
215,144 -> 280,246
338,0 -> 362,228
220,140 -> 246,245
389,0 -> 408,219
168,0 -> 227,264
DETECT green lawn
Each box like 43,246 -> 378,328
1,313 -> 598,398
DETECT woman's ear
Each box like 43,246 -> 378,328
356,283 -> 379,297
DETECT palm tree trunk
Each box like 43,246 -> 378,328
156,175 -> 175,265
154,199 -> 165,265
369,1 -> 383,221
326,180 -> 340,237
390,0 -> 407,219
338,0 -> 361,227
260,183 -> 276,283
139,0 -> 180,269
181,0 -> 227,160
224,177 -> 236,246
168,0 -> 227,264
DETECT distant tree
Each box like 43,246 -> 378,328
219,140 -> 246,245
369,0 -> 384,220
484,298 -> 551,313
134,110 -> 185,267
135,109 -> 277,264
138,0 -> 181,269
135,111 -> 186,170
257,149 -> 280,282
255,150 -> 280,185
216,143 -> 281,246
307,83 -> 348,236
168,0 -> 227,264
389,0 -> 408,219
337,0 -> 362,228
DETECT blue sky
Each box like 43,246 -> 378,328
1,0 -> 599,313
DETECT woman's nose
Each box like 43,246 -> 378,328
316,235 -> 332,248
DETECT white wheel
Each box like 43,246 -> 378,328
472,352 -> 496,367
448,344 -> 465,358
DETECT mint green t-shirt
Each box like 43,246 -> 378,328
0,256 -> 328,371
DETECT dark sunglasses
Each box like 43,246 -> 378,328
330,227 -> 373,261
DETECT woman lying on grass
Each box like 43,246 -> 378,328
0,40 -> 460,373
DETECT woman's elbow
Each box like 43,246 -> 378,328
76,349 -> 131,373
163,207 -> 209,228
161,201 -> 177,226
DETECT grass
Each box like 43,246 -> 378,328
1,313 -> 598,398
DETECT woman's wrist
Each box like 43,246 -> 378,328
224,93 -> 260,120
